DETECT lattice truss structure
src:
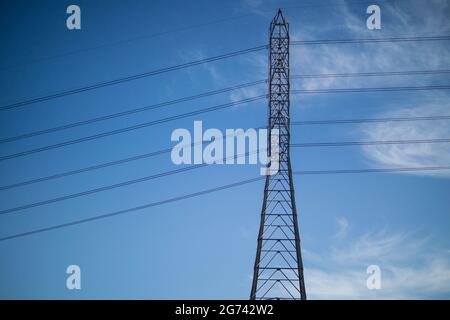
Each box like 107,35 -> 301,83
250,10 -> 307,300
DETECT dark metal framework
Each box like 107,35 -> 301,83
250,10 -> 306,300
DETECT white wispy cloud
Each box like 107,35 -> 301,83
287,0 -> 450,175
191,1 -> 450,173
223,52 -> 267,103
335,216 -> 349,239
291,0 -> 450,90
304,223 -> 450,299
331,228 -> 430,263
235,0 -> 450,299
361,101 -> 450,176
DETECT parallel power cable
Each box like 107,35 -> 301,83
291,35 -> 450,45
1,138 -> 449,215
291,85 -> 450,95
0,45 -> 267,111
0,13 -> 255,72
0,149 -> 263,216
2,35 -> 449,110
0,80 -> 266,144
0,95 -> 266,162
0,126 -> 265,191
291,138 -> 450,148
1,165 -> 449,242
293,167 -> 450,175
291,69 -> 450,79
0,177 -> 265,242
3,69 -> 449,144
2,84 -> 448,162
290,115 -> 450,126
2,116 -> 450,191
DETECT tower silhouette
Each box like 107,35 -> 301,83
250,9 -> 307,300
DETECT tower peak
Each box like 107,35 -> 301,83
273,9 -> 286,24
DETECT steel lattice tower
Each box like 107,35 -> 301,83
250,9 -> 306,300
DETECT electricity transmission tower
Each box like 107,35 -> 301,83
250,9 -> 307,300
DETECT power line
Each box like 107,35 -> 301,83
291,115 -> 450,126
0,95 -> 266,162
3,69 -> 448,144
0,80 -> 266,144
0,176 -> 265,242
2,117 -> 450,191
1,0 -> 406,72
291,69 -> 450,79
3,35 -> 449,111
1,138 -> 449,215
293,167 -> 450,175
292,85 -> 450,95
0,79 -> 450,148
1,0 -> 426,72
0,86 -> 447,161
0,127 -> 266,191
291,138 -> 450,148
1,165 -> 449,242
0,147 -> 173,191
0,45 -> 267,111
291,35 -> 450,45
0,149 -> 262,216
0,14 -> 255,72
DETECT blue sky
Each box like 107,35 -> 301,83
0,0 -> 449,299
